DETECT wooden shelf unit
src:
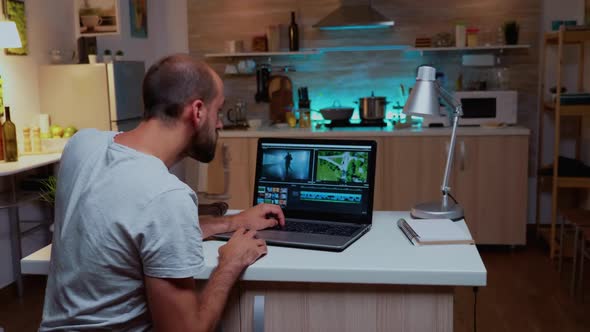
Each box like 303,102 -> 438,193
536,26 -> 590,258
543,101 -> 590,116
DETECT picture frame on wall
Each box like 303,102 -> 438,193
75,0 -> 120,38
3,0 -> 28,55
129,0 -> 147,38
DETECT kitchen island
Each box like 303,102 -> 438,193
22,211 -> 486,331
200,125 -> 529,245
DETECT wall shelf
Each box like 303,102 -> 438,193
205,50 -> 321,58
205,44 -> 530,58
543,101 -> 590,116
408,44 -> 531,52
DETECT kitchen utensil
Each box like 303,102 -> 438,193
227,100 -> 248,126
268,75 -> 293,96
269,75 -> 293,123
298,86 -> 310,109
319,101 -> 354,121
255,65 -> 271,102
356,92 -> 388,121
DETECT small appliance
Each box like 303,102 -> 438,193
453,90 -> 518,126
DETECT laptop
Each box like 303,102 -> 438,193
213,138 -> 377,252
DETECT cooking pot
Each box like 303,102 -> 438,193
319,101 -> 354,121
355,92 -> 388,120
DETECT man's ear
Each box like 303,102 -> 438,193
189,99 -> 205,127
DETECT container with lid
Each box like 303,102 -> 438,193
466,28 -> 480,47
455,22 -> 466,47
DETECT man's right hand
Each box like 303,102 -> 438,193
218,227 -> 267,274
146,227 -> 266,332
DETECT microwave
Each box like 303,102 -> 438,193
453,90 -> 518,126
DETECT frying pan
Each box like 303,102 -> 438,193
319,101 -> 354,121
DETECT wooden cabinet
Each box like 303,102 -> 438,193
215,281 -> 453,332
382,136 -> 448,211
201,133 -> 528,244
206,138 -> 257,209
452,136 -> 528,245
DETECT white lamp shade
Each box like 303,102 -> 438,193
0,21 -> 22,48
402,79 -> 440,117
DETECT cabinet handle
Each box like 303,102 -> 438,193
460,140 -> 466,171
253,295 -> 265,332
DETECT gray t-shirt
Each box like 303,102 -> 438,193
40,129 -> 204,331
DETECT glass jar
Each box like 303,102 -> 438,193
455,23 -> 466,47
466,28 -> 479,47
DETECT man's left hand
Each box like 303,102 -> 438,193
231,204 -> 285,231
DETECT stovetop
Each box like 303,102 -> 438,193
325,119 -> 387,129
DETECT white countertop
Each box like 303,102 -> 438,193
219,125 -> 529,138
22,211 -> 486,286
0,153 -> 62,176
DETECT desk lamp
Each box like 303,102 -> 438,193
403,66 -> 464,220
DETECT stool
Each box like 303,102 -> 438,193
557,209 -> 590,297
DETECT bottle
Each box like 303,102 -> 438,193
3,106 -> 18,162
0,112 -> 4,160
23,127 -> 31,153
32,126 -> 41,153
0,74 -> 4,111
288,11 -> 299,51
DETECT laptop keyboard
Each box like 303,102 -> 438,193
269,221 -> 361,237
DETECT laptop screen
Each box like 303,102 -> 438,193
253,138 -> 377,225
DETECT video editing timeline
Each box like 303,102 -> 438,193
257,142 -> 372,215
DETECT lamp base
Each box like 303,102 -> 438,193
410,201 -> 464,220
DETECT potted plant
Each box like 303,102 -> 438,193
103,49 -> 112,63
115,50 -> 124,61
39,175 -> 58,206
503,21 -> 519,45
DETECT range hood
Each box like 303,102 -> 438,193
313,4 -> 394,30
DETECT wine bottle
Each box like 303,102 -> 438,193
288,11 -> 299,51
3,106 -> 18,162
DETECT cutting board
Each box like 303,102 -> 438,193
269,75 -> 293,123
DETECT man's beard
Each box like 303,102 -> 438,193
186,124 -> 218,163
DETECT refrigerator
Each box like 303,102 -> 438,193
38,61 -> 145,132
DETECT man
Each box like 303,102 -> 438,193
40,54 -> 285,331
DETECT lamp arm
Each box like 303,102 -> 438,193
435,82 -> 463,117
437,83 -> 462,208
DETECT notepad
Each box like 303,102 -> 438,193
397,218 -> 475,246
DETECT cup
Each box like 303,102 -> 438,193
224,64 -> 238,74
88,54 -> 97,64
237,59 -> 256,74
224,40 -> 244,53
81,15 -> 102,29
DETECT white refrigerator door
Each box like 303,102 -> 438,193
39,64 -> 111,131
107,61 -> 145,122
